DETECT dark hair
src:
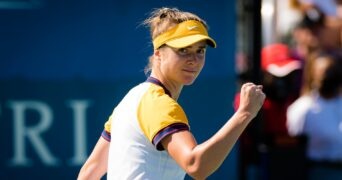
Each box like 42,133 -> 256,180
319,53 -> 342,99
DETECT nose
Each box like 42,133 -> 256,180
187,53 -> 200,64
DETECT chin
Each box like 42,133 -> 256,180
180,73 -> 199,85
183,78 -> 196,85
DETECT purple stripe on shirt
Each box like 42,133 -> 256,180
101,130 -> 111,142
146,76 -> 172,97
153,123 -> 189,151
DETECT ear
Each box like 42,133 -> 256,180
154,49 -> 162,61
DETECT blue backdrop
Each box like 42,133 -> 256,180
0,0 -> 237,179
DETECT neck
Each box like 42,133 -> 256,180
149,72 -> 183,100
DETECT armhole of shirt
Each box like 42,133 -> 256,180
152,123 -> 189,151
101,130 -> 111,142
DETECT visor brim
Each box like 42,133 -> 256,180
165,34 -> 216,48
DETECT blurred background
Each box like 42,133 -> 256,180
0,0 -> 341,179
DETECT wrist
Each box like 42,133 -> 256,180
234,110 -> 253,123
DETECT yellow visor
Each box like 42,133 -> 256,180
152,20 -> 216,49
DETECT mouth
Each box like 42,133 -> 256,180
182,69 -> 197,73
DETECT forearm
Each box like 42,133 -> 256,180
78,160 -> 107,180
166,83 -> 265,179
191,110 -> 253,178
77,137 -> 109,180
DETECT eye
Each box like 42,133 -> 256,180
177,48 -> 189,56
197,48 -> 206,55
196,48 -> 206,58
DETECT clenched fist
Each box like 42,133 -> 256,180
237,82 -> 266,121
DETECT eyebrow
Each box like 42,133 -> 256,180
183,45 -> 206,49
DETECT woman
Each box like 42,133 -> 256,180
287,52 -> 342,179
78,7 -> 265,180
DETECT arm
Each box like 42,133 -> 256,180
77,137 -> 109,180
162,82 -> 265,179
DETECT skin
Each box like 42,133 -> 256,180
151,41 -> 207,100
312,57 -> 330,90
77,40 -> 265,180
78,137 -> 109,179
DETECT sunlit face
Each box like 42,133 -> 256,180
156,40 -> 207,85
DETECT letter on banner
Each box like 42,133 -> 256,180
67,100 -> 90,165
8,101 -> 59,166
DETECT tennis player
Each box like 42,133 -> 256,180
78,7 -> 265,180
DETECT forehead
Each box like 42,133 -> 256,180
183,40 -> 207,49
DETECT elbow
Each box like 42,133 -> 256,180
186,168 -> 209,180
184,157 -> 213,180
186,165 -> 212,180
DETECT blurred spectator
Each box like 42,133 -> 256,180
235,43 -> 306,180
290,0 -> 342,59
287,52 -> 342,179
261,43 -> 303,136
289,7 -> 322,61
290,21 -> 319,62
298,0 -> 337,18
259,44 -> 307,180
